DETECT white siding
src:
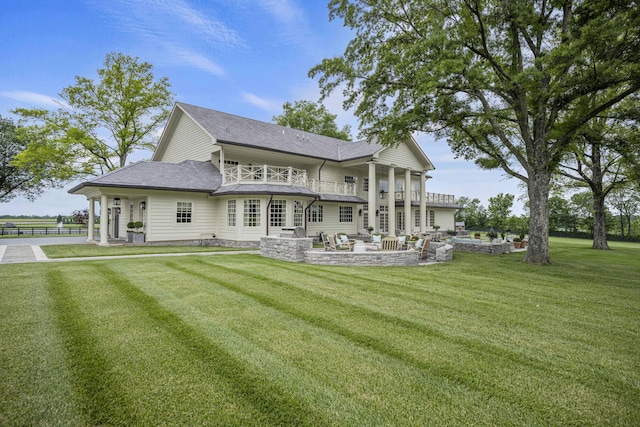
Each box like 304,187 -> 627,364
145,192 -> 217,242
159,114 -> 213,163
378,143 -> 427,171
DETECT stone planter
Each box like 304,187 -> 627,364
132,233 -> 145,243
126,231 -> 134,243
513,241 -> 522,249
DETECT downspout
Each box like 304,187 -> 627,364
265,195 -> 274,237
318,160 -> 326,180
304,198 -> 318,234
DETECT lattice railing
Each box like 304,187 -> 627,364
223,165 -> 307,186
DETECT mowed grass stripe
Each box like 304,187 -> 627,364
0,267 -> 83,426
46,268 -> 139,426
191,255 -> 639,424
261,256 -> 637,352
169,257 -> 607,423
158,258 -> 534,425
90,263 -> 337,427
119,260 -> 399,426
50,262 -> 283,426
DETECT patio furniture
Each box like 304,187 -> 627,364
416,237 -> 431,259
381,236 -> 398,251
337,233 -> 355,251
371,233 -> 383,250
397,234 -> 410,250
322,233 -> 334,251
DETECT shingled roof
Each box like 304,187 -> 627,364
68,160 -> 222,194
174,102 -> 382,161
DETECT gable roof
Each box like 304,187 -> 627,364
154,103 -> 385,162
68,160 -> 222,194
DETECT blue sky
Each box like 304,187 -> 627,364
1,0 -> 524,216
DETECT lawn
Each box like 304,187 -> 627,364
1,238 -> 638,426
41,244 -> 252,258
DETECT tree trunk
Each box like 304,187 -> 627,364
591,192 -> 610,250
524,169 -> 551,264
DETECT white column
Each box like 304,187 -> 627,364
404,169 -> 412,234
388,165 -> 396,236
99,194 -> 109,246
368,161 -> 377,232
87,198 -> 95,242
420,173 -> 427,233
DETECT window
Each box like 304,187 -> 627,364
379,205 -> 388,233
363,178 -> 369,192
129,203 -> 134,223
227,200 -> 236,226
224,160 -> 239,165
363,206 -> 369,229
414,210 -> 420,228
344,176 -> 356,184
429,210 -> 435,227
293,201 -> 304,227
379,179 -> 388,193
307,204 -> 323,223
176,202 -> 192,223
270,200 -> 286,227
397,211 -> 404,231
244,199 -> 260,227
339,206 -> 353,223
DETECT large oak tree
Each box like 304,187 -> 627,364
13,52 -> 174,176
273,100 -> 352,140
310,0 -> 640,264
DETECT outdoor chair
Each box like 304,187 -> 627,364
416,237 -> 431,259
322,233 -> 335,251
337,233 -> 355,251
371,233 -> 383,250
381,236 -> 398,251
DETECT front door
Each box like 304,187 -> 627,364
113,207 -> 120,239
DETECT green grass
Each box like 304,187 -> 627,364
41,244 -> 252,258
1,238 -> 639,426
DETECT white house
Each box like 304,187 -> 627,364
69,102 -> 461,246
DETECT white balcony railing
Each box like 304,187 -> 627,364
308,179 -> 358,196
381,190 -> 456,204
224,165 -> 307,186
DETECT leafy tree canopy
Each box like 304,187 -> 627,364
1,116 -> 70,203
13,52 -> 175,177
310,0 -> 640,264
273,100 -> 351,140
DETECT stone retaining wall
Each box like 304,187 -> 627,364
450,239 -> 511,255
304,250 -> 419,266
260,236 -> 313,263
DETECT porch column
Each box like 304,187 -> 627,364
420,172 -> 427,233
404,169 -> 412,234
367,161 -> 377,232
87,198 -> 95,242
99,194 -> 108,246
388,164 -> 396,236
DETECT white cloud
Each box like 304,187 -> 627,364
241,92 -> 281,112
1,90 -> 69,109
171,49 -> 225,76
85,0 -> 238,77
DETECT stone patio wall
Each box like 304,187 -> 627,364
260,236 -> 313,263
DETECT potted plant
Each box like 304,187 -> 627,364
126,222 -> 135,243
133,221 -> 145,243
513,237 -> 522,248
474,232 -> 481,239
487,229 -> 498,242
519,230 -> 527,248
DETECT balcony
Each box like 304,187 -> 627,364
307,179 -> 357,196
380,190 -> 456,204
222,165 -> 356,196
224,165 -> 307,186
